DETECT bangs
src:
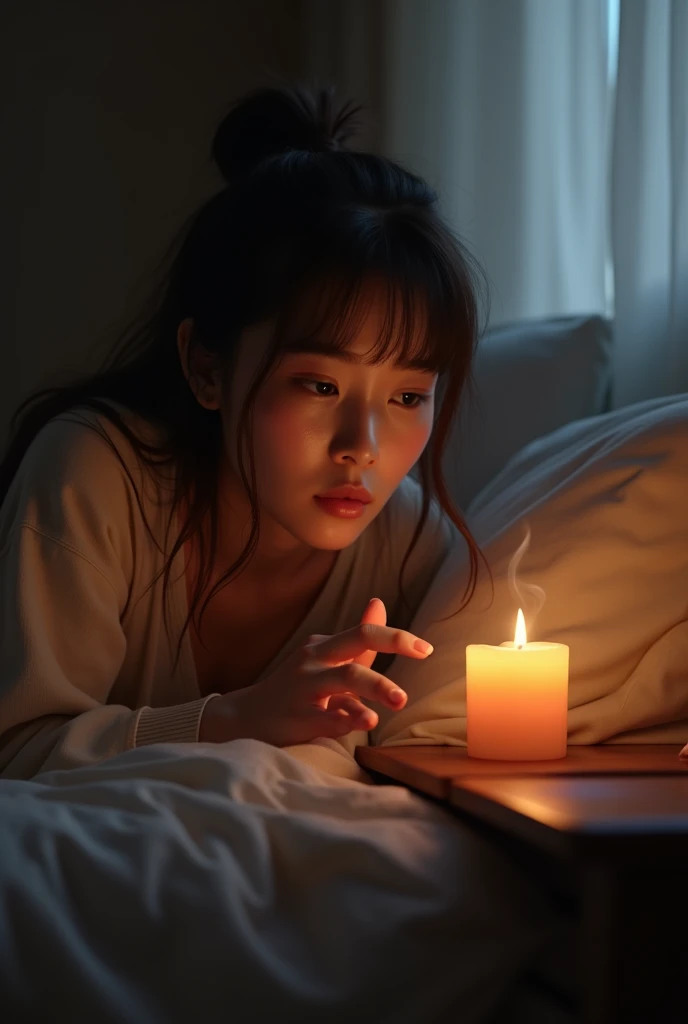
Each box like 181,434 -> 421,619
267,214 -> 477,377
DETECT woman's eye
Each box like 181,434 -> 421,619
301,379 -> 336,397
398,392 -> 431,408
296,379 -> 430,408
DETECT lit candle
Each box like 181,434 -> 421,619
466,610 -> 569,760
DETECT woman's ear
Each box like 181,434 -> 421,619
176,318 -> 222,409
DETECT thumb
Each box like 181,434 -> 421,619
354,597 -> 387,669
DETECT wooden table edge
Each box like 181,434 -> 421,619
355,744 -> 688,802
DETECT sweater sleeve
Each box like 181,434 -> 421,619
0,410 -> 216,780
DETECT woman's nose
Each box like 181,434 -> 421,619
331,410 -> 380,465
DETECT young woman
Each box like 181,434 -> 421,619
0,84 -> 488,779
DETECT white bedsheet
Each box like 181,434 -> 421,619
0,739 -> 569,1023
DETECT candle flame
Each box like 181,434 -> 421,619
514,608 -> 527,648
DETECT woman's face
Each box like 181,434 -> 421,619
219,296 -> 438,556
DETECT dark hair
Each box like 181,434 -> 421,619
0,83 -> 491,670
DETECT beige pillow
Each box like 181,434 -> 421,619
424,313 -> 612,509
373,394 -> 688,748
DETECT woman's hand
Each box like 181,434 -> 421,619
312,595 -> 387,720
198,599 -> 433,747
680,742 -> 688,760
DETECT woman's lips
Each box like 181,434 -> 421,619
313,496 -> 367,519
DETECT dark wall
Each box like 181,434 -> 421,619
1,0 -> 304,442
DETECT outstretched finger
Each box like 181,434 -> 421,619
305,622 -> 433,666
306,662 -> 407,710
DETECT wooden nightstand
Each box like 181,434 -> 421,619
355,745 -> 688,1022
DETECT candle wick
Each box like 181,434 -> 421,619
517,644 -> 523,650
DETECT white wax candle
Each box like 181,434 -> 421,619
466,610 -> 569,760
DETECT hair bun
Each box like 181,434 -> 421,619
212,84 -> 363,184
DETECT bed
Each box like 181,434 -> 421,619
1,314 -> 685,1023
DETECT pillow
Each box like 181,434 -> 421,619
373,393 -> 688,748
427,314 -> 613,509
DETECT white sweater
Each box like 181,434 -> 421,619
0,402 -> 453,779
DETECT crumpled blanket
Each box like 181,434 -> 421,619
0,739 -> 568,1023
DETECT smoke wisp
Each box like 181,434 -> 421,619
507,524 -> 546,635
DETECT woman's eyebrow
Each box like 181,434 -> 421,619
282,340 -> 436,372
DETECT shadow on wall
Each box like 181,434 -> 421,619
2,0 -> 305,449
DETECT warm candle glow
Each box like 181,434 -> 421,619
466,612 -> 569,760
514,608 -> 527,648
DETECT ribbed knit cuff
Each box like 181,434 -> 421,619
134,694 -> 221,747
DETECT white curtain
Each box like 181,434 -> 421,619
611,0 -> 688,406
302,0 -> 688,407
